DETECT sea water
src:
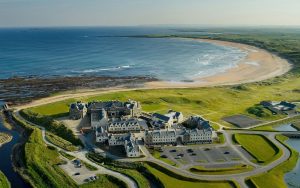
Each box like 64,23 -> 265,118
0,27 -> 246,81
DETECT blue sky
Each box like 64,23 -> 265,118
0,0 -> 299,27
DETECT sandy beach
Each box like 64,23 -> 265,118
146,39 -> 292,88
10,38 -> 292,110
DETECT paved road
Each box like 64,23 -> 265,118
14,111 -> 138,188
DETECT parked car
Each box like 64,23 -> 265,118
187,149 -> 194,153
160,155 -> 168,158
224,151 -> 230,154
175,156 -> 181,159
190,153 -> 197,156
90,176 -> 95,181
170,149 -> 176,153
74,172 -> 80,176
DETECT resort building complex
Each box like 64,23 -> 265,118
69,100 -> 216,158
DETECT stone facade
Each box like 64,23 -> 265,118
108,119 -> 141,133
144,119 -> 213,146
69,102 -> 87,120
125,136 -> 141,158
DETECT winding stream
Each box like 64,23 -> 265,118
0,101 -> 31,188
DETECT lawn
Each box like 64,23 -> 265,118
46,132 -> 79,152
233,134 -> 281,164
28,75 -> 300,128
144,163 -> 237,188
59,151 -> 76,160
189,164 -> 254,175
247,135 -> 299,188
79,174 -> 127,188
0,171 -> 10,188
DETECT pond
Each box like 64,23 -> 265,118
284,138 -> 300,188
275,124 -> 298,132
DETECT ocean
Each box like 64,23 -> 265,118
0,27 -> 246,81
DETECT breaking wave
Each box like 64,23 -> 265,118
71,65 -> 132,73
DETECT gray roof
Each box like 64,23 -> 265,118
153,113 -> 171,122
109,119 -> 139,127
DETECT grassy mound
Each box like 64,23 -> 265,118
234,134 -> 281,164
46,132 -> 79,151
189,164 -> 254,175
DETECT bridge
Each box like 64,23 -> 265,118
282,132 -> 300,138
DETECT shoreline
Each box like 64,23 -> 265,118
9,38 -> 292,109
146,38 -> 292,88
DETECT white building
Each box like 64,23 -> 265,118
107,133 -> 141,158
145,129 -> 177,145
95,126 -> 108,143
108,133 -> 130,146
125,135 -> 141,158
165,110 -> 184,124
108,119 -> 141,133
145,122 -> 214,146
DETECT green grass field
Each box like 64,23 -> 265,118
233,134 -> 281,164
59,151 -> 76,160
29,75 -> 300,128
189,164 -> 254,175
0,171 -> 10,188
247,135 -> 299,188
46,132 -> 79,151
144,163 -> 236,188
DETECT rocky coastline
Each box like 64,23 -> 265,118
0,76 -> 157,105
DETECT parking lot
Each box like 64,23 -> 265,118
157,145 -> 247,167
59,159 -> 98,184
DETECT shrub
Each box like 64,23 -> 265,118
247,105 -> 269,117
20,110 -> 83,146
